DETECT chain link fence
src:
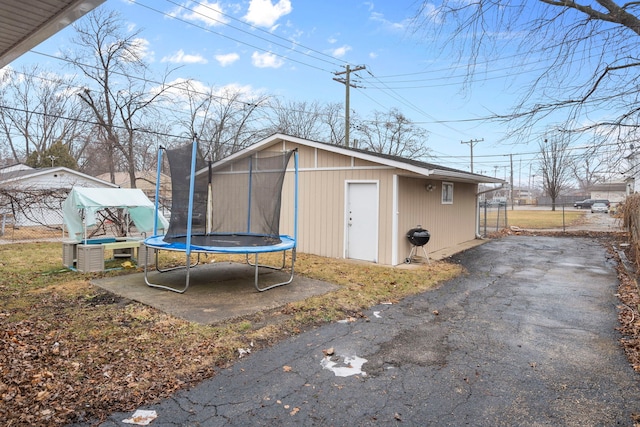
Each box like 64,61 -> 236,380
476,201 -> 603,237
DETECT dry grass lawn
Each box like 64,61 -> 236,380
485,208 -> 586,229
0,242 -> 462,426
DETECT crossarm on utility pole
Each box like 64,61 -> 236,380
334,64 -> 366,147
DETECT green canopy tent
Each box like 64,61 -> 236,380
63,187 -> 168,242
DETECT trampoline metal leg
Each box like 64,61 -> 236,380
254,249 -> 296,292
144,251 -> 192,293
246,251 -> 287,270
143,247 -> 297,293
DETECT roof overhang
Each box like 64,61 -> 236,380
214,133 -> 506,185
0,0 -> 105,69
0,166 -> 119,187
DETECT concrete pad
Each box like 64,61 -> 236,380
91,262 -> 339,325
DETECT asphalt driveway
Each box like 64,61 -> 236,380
86,235 -> 640,426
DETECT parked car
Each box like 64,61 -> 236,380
479,199 -> 506,208
574,199 -> 610,209
590,202 -> 609,214
574,199 -> 593,208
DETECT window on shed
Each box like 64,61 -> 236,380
442,182 -> 453,204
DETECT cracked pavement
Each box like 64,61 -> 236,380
82,235 -> 640,426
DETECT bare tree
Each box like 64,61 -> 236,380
264,99 -> 346,145
571,154 -> 604,194
171,80 -> 269,161
570,136 -> 616,192
263,99 -> 322,141
412,1 -> 640,147
539,134 -> 573,210
323,102 -> 346,145
352,108 -> 430,158
0,186 -> 68,230
66,9 -> 175,187
0,65 -> 90,164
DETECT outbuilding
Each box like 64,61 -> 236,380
213,134 -> 505,266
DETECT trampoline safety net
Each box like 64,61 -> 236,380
164,142 -> 294,247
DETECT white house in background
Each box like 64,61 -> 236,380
0,165 -> 117,227
590,182 -> 627,206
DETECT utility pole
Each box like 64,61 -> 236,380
461,138 -> 483,173
510,154 -> 514,209
334,64 -> 365,147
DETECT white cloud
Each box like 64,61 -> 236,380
170,1 -> 228,26
161,50 -> 208,64
215,52 -> 240,66
251,51 -> 284,68
121,37 -> 154,62
369,52 -> 378,59
0,65 -> 12,86
244,0 -> 292,29
419,3 -> 443,25
369,11 -> 413,31
331,45 -> 351,58
156,78 -> 262,112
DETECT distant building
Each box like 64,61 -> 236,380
589,182 -> 627,205
95,171 -> 171,212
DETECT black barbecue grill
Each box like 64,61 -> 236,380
405,226 -> 431,264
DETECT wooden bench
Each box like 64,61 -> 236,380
102,240 -> 142,259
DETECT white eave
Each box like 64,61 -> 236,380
0,166 -> 118,187
212,133 -> 506,185
0,0 -> 105,68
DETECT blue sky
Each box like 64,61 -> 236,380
8,0 -> 594,184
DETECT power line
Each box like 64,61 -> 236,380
333,64 -> 365,147
133,4 -> 323,72
159,0 -> 346,68
460,138 -> 483,173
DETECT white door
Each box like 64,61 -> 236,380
346,182 -> 378,262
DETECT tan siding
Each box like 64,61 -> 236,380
281,167 -> 397,262
398,177 -> 477,260
353,158 -> 383,168
263,139 -> 480,265
318,150 -> 351,168
295,145 -> 317,169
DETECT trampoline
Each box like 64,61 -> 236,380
144,140 -> 298,293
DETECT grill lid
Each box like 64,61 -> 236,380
407,226 -> 430,246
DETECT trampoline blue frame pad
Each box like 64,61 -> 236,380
144,234 -> 296,254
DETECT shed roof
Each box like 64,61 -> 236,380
213,134 -> 506,185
